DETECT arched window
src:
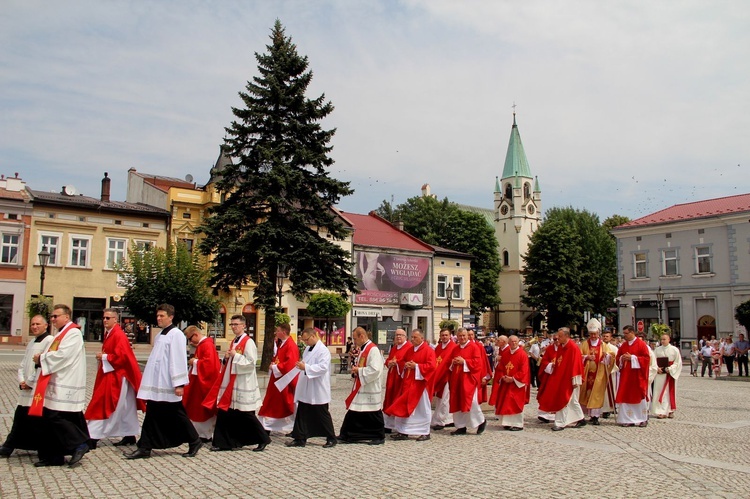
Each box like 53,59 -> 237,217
524,182 -> 531,200
505,183 -> 512,199
503,250 -> 509,267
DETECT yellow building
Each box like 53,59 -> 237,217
25,173 -> 170,343
431,245 -> 472,339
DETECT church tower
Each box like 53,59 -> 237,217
493,113 -> 542,332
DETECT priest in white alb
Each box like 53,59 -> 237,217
650,334 -> 682,419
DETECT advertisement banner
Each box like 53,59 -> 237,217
355,251 -> 430,305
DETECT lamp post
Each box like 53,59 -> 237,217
446,283 -> 453,326
656,286 -> 665,325
276,264 -> 287,309
38,245 -> 50,295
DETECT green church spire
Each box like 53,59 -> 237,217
501,113 -> 532,180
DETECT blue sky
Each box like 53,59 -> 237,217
1,0 -> 748,221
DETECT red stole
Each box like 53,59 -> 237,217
657,360 -> 677,410
345,341 -> 377,409
29,323 -> 77,417
203,335 -> 250,411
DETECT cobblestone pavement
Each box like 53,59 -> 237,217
1,351 -> 749,498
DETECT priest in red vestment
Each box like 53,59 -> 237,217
385,330 -> 436,441
85,309 -> 145,448
615,325 -> 651,427
182,325 -> 220,441
431,328 -> 458,430
489,335 -> 529,430
536,332 -> 559,423
258,323 -> 299,433
469,329 -> 492,404
536,327 -> 585,431
383,329 -> 410,433
448,329 -> 487,435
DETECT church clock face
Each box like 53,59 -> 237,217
527,205 -> 535,214
500,205 -> 509,215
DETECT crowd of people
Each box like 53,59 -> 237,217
691,334 -> 749,378
1,307 -> 697,466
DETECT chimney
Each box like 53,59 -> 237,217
396,218 -> 404,231
101,172 -> 111,202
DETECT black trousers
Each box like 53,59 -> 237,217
291,402 -> 336,442
701,358 -> 713,377
723,356 -> 734,374
529,358 -> 539,387
212,408 -> 270,450
37,408 -> 89,461
137,401 -> 199,450
738,355 -> 749,376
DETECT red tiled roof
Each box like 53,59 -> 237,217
340,211 -> 433,253
616,192 -> 750,229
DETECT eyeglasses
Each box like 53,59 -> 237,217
230,323 -> 244,327
103,316 -> 116,320
50,314 -> 63,319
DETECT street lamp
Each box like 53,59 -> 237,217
276,264 -> 287,309
656,286 -> 665,324
446,283 -> 453,325
38,245 -> 50,295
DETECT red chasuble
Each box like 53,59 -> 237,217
448,342 -> 483,413
536,344 -> 558,403
432,341 -> 458,397
489,347 -> 530,415
383,343 -> 411,412
85,324 -> 146,420
384,342 -> 436,417
182,337 -> 220,421
536,339 -> 583,414
615,338 -> 651,404
258,338 -> 299,419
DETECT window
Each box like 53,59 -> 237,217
634,252 -> 648,278
452,276 -> 463,299
183,212 -> 192,219
0,294 -> 12,334
69,236 -> 91,267
7,213 -> 18,220
180,238 -> 194,254
107,238 -> 127,269
1,234 -> 19,264
503,250 -> 509,267
135,240 -> 153,252
39,234 -> 60,266
437,275 -> 447,298
696,246 -> 712,274
663,249 -> 678,276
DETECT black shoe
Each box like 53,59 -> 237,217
87,439 -> 98,450
572,419 -> 587,428
589,417 -> 600,426
0,446 -> 13,458
210,446 -> 231,452
34,457 -> 65,467
416,434 -> 431,441
68,443 -> 88,467
476,420 -> 487,435
368,438 -> 385,445
445,423 -> 455,428
637,421 -> 648,428
253,442 -> 268,452
285,432 -> 294,438
551,426 -> 565,431
285,440 -> 306,447
200,437 -> 212,444
508,426 -> 523,431
182,440 -> 203,458
124,448 -> 151,459
384,428 -> 392,434
430,425 -> 444,431
323,439 -> 337,448
337,437 -> 353,444
538,416 -> 551,423
112,436 -> 137,447
391,433 -> 409,441
450,428 -> 467,436
503,426 -> 510,430
601,412 -> 611,419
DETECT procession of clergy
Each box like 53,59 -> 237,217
0,303 -> 682,467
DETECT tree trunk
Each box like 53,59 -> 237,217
260,306 -> 276,371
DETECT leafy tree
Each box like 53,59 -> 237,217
522,220 -> 587,329
735,299 -> 750,334
307,292 -> 352,342
602,214 -> 631,238
118,243 -> 219,326
27,296 -> 53,319
198,21 -> 357,370
375,195 -> 501,313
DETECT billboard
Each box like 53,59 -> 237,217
355,251 -> 430,305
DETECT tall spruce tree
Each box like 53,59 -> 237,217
198,21 -> 357,370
